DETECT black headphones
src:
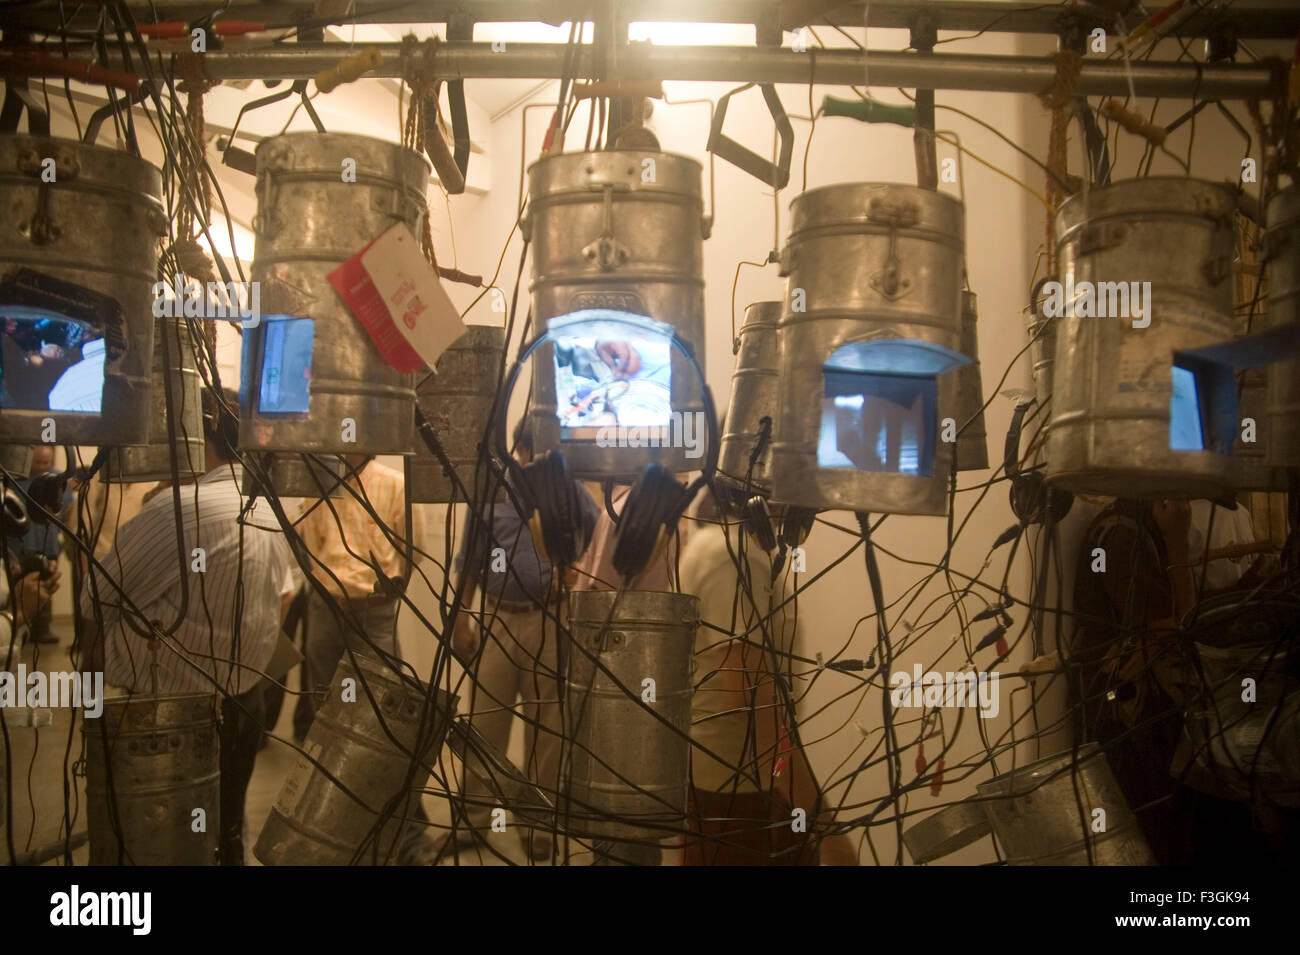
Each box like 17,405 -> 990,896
2,484 -> 28,537
1004,398 -> 1072,525
494,313 -> 719,578
517,449 -> 591,569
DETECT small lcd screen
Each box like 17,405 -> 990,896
258,317 -> 314,416
818,370 -> 936,476
554,336 -> 672,435
1170,364 -> 1204,451
0,313 -> 104,412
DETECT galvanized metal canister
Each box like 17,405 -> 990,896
255,653 -> 455,865
770,183 -> 966,515
1047,178 -> 1238,499
1231,312 -> 1288,491
84,693 -> 220,866
408,324 -> 505,503
104,318 -> 205,483
524,150 -> 708,480
0,135 -> 161,445
241,451 -> 345,499
976,743 -> 1155,865
1026,302 -> 1058,406
1180,594 -> 1300,805
1264,185 -> 1300,470
902,795 -> 992,864
239,133 -> 430,477
955,290 -> 989,471
564,590 -> 697,841
718,302 -> 781,496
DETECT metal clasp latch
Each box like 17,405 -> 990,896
17,145 -> 80,245
582,183 -> 631,272
867,198 -> 918,300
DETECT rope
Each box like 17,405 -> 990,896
174,52 -> 215,283
1039,50 -> 1082,274
399,35 -> 442,270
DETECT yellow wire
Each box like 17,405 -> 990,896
934,131 -> 1051,210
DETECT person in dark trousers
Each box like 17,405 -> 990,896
80,389 -> 296,865
451,418 -> 600,860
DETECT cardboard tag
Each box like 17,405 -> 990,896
328,224 -> 466,373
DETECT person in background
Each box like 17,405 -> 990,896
451,419 -> 600,860
678,489 -> 856,865
296,452 -> 439,865
1071,496 -> 1279,864
297,454 -> 409,718
5,444 -> 72,645
79,388 -> 295,865
1,558 -> 61,656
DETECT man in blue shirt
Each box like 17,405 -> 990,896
450,419 -> 599,860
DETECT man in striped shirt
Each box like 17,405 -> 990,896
80,389 -> 295,865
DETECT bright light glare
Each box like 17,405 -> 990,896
627,22 -> 756,46
199,219 -> 256,264
475,21 -> 594,44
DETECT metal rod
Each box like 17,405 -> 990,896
92,43 -> 1277,99
12,1 -> 1300,39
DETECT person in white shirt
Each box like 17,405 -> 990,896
678,489 -> 856,865
79,388 -> 295,865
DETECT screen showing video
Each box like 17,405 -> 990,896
258,316 -> 314,416
1170,364 -> 1205,451
0,312 -> 105,413
554,335 -> 672,435
818,369 -> 936,476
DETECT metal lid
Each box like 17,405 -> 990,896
254,131 -> 430,185
0,133 -> 163,208
1056,176 -> 1237,236
526,149 -> 703,200
741,301 -> 783,329
902,798 -> 992,864
786,182 -> 964,242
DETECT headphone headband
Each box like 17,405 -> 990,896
493,314 -> 720,490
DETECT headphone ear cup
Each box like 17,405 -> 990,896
781,506 -> 817,549
744,496 -> 778,552
2,487 -> 28,538
613,463 -> 689,580
526,451 -> 579,567
1009,472 -> 1074,525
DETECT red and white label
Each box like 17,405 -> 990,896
328,223 -> 466,373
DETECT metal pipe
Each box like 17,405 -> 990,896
91,44 -> 1276,99
20,1 -> 1300,39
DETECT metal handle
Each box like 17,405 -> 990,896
707,83 -> 794,190
251,169 -> 280,238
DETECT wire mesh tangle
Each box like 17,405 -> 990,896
0,1 -> 1297,869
